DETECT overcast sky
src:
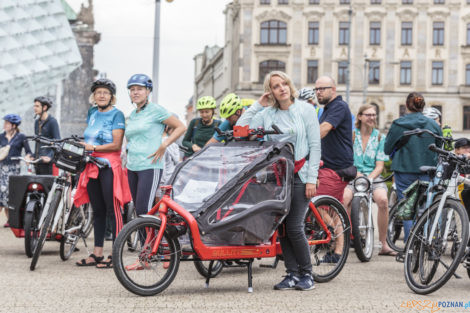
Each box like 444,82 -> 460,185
68,0 -> 229,121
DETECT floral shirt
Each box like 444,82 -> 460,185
353,128 -> 388,175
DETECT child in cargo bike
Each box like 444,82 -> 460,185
237,71 -> 321,291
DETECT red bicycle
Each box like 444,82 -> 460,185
112,126 -> 350,296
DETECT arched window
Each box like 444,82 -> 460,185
259,60 -> 286,82
260,20 -> 287,45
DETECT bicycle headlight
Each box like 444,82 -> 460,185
354,176 -> 370,192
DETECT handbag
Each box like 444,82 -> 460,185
0,145 -> 10,161
396,180 -> 429,220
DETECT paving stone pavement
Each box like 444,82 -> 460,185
0,213 -> 469,313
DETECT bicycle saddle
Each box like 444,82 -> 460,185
419,166 -> 436,175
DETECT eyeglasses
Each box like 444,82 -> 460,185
95,91 -> 111,96
314,87 -> 332,93
361,113 -> 377,118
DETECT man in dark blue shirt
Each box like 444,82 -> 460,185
316,77 -> 355,198
314,76 -> 354,263
33,96 -> 60,175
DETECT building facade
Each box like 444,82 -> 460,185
194,0 -> 470,133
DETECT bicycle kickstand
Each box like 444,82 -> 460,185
247,259 -> 254,293
81,235 -> 91,256
205,260 -> 214,288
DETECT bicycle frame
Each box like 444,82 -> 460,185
141,189 -> 337,261
423,169 -> 466,246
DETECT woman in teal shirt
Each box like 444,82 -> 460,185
342,104 -> 395,255
125,74 -> 186,216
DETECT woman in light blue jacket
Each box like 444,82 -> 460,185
237,71 -> 321,291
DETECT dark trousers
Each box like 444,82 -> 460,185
127,168 -> 162,216
279,174 -> 312,276
87,167 -> 115,247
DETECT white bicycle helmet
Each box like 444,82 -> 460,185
298,88 -> 315,101
423,107 -> 441,120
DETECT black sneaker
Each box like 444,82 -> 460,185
295,273 -> 315,291
320,252 -> 341,263
273,273 -> 299,290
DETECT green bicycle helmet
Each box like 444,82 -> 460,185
219,93 -> 242,119
196,96 -> 216,110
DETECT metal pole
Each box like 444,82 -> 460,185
152,0 -> 161,103
345,7 -> 352,105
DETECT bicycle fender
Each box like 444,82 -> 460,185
139,215 -> 179,238
25,200 -> 41,213
311,195 -> 343,207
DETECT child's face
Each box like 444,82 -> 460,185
456,145 -> 470,157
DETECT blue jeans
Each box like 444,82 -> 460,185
394,172 -> 429,242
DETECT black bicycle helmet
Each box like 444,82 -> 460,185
34,96 -> 53,109
91,78 -> 117,95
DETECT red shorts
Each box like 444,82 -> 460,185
316,168 -> 348,203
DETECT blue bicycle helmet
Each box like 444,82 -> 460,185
3,114 -> 21,125
127,74 -> 153,91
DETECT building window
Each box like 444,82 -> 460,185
340,0 -> 350,3
433,22 -> 444,46
370,22 -> 381,45
466,64 -> 470,85
259,60 -> 286,82
260,20 -> 287,45
434,0 -> 444,3
467,24 -> 470,45
399,105 -> 406,117
464,106 -> 470,130
260,0 -> 270,4
371,0 -> 381,3
339,22 -> 350,45
307,60 -> 318,84
432,61 -> 443,85
308,22 -> 319,45
309,0 -> 320,3
371,103 -> 380,124
432,105 -> 442,124
337,61 -> 348,84
278,0 -> 288,4
401,22 -> 412,46
402,0 -> 413,3
400,61 -> 412,85
369,61 -> 380,85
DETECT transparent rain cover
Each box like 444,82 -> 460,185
171,144 -> 273,213
201,159 -> 289,245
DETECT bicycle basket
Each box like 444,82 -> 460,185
53,141 -> 85,174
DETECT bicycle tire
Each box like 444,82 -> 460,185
113,217 -> 180,296
30,190 -> 62,271
404,198 -> 469,294
193,260 -> 224,278
81,203 -> 93,238
24,201 -> 41,258
351,196 -> 374,262
386,200 -> 405,253
59,205 -> 81,261
388,187 -> 398,209
306,196 -> 350,283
